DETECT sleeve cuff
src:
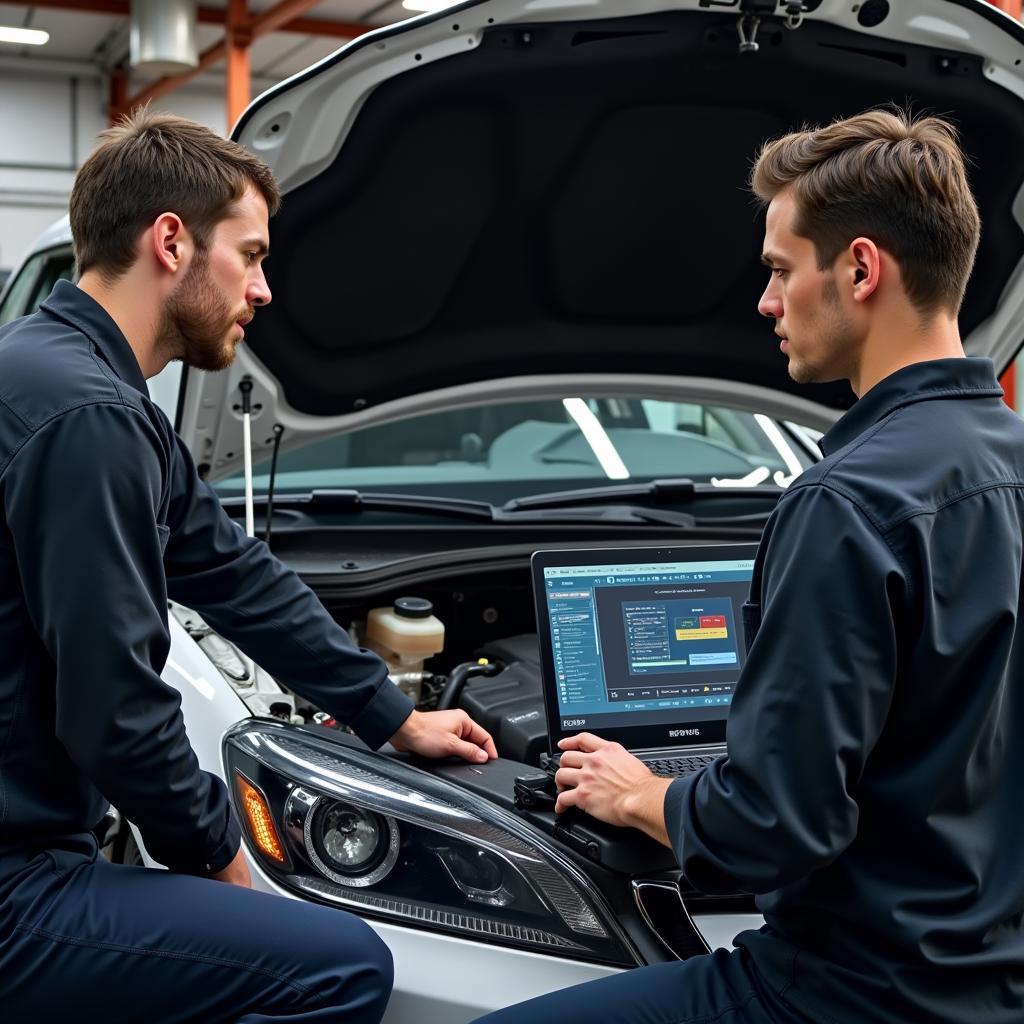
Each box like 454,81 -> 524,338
663,774 -> 695,865
145,782 -> 242,875
201,807 -> 242,874
346,675 -> 415,750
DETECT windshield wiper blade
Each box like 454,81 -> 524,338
308,489 -> 498,520
500,503 -> 698,528
224,488 -> 497,522
503,477 -> 783,512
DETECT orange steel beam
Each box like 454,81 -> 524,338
1002,368 -> 1017,409
986,0 -> 1023,16
226,0 -> 252,128
27,0 -> 367,38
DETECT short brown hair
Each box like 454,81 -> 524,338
70,106 -> 281,279
750,108 -> 980,316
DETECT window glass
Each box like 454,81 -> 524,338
26,251 -> 75,313
214,397 -> 818,499
0,253 -> 46,326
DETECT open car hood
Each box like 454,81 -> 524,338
179,0 -> 1024,481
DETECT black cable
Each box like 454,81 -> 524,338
436,660 -> 503,711
264,423 -> 285,545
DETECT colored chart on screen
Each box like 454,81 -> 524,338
623,597 -> 738,676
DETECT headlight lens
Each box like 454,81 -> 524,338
304,797 -> 399,887
225,722 -> 639,967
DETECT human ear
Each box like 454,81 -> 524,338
849,237 -> 881,302
150,213 -> 190,274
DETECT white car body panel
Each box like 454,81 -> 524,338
162,614 -> 250,754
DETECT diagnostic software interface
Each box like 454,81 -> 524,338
542,557 -> 755,732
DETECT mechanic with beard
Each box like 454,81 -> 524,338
0,109 -> 498,1023
474,110 -> 1024,1024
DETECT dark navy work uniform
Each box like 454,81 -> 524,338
477,358 -> 1024,1024
0,281 -> 416,1022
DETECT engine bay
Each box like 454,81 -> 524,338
171,582 -> 548,764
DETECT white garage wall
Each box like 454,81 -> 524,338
0,66 -> 246,275
0,68 -> 100,272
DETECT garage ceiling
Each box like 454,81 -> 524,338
0,1 -> 433,89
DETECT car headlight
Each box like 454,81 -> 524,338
224,721 -> 639,967
304,798 -> 399,887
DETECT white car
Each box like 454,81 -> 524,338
2,1 -> 1023,1021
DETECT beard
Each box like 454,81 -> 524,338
786,274 -> 857,385
157,247 -> 251,372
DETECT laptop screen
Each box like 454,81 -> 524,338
532,545 -> 758,752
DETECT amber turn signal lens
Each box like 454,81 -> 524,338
235,773 -> 286,863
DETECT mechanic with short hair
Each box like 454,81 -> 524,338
0,108 -> 497,1023
473,109 -> 1024,1023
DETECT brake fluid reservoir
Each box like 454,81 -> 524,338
365,597 -> 444,675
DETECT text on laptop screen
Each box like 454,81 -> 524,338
541,558 -> 754,734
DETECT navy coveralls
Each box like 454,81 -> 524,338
0,281 -> 416,1022
478,358 -> 1024,1024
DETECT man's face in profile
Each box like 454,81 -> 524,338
161,187 -> 272,372
757,188 -> 856,386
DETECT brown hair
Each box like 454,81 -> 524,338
750,107 -> 980,316
69,106 -> 281,279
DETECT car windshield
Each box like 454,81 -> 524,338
213,397 -> 819,503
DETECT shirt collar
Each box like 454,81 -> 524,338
40,279 -> 149,396
820,357 -> 1004,457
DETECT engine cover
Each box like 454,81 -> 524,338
459,634 -> 549,767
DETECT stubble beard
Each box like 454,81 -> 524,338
158,247 -> 248,372
786,275 -> 856,385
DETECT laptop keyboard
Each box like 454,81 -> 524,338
643,754 -> 718,778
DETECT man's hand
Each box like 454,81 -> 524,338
555,732 -> 673,846
389,709 -> 498,764
207,846 -> 251,888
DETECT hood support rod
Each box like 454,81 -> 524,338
239,378 -> 255,537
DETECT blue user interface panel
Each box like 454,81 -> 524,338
542,557 -> 754,732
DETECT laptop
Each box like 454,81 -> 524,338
531,544 -> 758,777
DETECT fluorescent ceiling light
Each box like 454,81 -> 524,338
402,0 -> 460,11
563,398 -> 630,480
0,26 -> 50,46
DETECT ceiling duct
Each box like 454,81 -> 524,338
130,0 -> 198,74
